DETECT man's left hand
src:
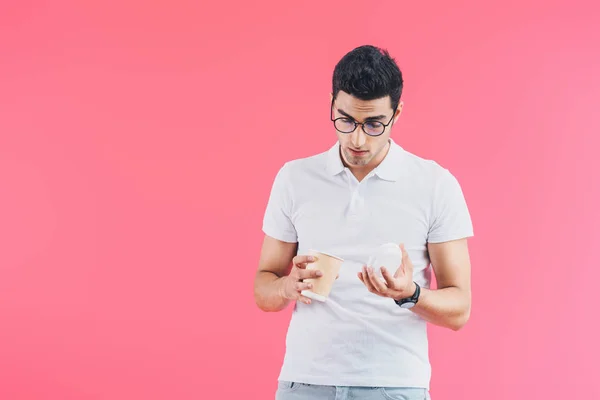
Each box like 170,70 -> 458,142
358,243 -> 417,301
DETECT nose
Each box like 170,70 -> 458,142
349,126 -> 367,148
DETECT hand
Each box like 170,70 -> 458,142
279,255 -> 322,305
358,243 -> 416,301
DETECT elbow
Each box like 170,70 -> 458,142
253,287 -> 285,313
449,307 -> 471,331
255,299 -> 285,313
253,271 -> 287,312
253,277 -> 271,312
254,296 -> 266,312
449,291 -> 471,331
253,289 -> 270,312
253,284 -> 266,311
254,296 -> 275,313
254,296 -> 272,312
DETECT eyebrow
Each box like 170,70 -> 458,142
337,108 -> 388,121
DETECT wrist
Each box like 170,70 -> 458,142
395,281 -> 417,301
393,281 -> 420,309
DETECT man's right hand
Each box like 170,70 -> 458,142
279,255 -> 322,304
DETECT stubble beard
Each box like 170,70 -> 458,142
342,148 -> 371,166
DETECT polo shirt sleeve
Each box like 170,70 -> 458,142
427,169 -> 474,243
262,163 -> 298,243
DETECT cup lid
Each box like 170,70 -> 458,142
308,249 -> 344,262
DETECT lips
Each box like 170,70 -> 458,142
349,148 -> 368,155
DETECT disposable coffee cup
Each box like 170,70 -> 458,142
300,249 -> 344,302
367,243 -> 403,285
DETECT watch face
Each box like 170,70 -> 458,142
400,301 -> 415,309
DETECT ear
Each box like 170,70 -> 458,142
330,92 -> 334,102
393,101 -> 404,123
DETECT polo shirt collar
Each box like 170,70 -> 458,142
326,143 -> 346,176
325,138 -> 403,181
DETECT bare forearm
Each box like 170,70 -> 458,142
410,286 -> 471,331
254,271 -> 290,312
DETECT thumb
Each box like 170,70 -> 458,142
400,244 -> 413,275
399,243 -> 410,265
395,243 -> 406,278
399,243 -> 406,257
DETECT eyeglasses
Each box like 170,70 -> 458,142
330,98 -> 397,137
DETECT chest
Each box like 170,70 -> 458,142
290,175 -> 432,262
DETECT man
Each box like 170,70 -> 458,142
254,45 -> 474,400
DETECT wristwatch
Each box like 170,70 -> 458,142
394,282 -> 420,309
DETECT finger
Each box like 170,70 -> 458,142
380,267 -> 396,288
297,295 -> 312,305
294,281 -> 314,292
297,269 -> 323,280
360,267 -> 375,292
364,266 -> 379,292
367,267 -> 388,293
292,255 -> 316,269
394,265 -> 403,279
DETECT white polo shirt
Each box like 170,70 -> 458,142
262,139 -> 474,389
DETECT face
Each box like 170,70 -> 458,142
331,90 -> 402,169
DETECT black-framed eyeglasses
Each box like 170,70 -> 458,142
330,98 -> 397,137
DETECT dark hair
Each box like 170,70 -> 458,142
332,45 -> 403,111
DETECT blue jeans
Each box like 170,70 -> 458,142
275,381 -> 431,400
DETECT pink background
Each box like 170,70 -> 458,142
1,1 -> 599,399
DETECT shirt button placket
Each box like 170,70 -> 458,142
346,170 -> 361,225
347,171 -> 371,224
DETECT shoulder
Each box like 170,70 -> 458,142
275,148 -> 330,181
398,147 -> 453,187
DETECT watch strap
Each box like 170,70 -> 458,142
394,282 -> 420,307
